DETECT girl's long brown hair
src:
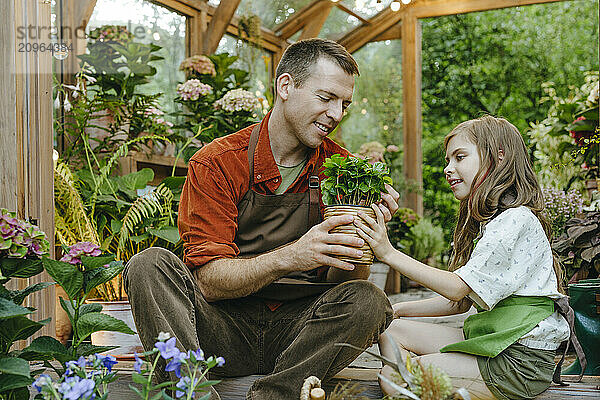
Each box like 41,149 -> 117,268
445,115 -> 564,292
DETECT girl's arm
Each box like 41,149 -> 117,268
393,295 -> 473,318
354,204 -> 472,302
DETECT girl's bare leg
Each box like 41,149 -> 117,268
379,319 -> 494,399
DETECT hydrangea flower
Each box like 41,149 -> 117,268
179,55 -> 216,76
89,25 -> 133,42
0,209 -> 49,259
214,89 -> 260,113
177,79 -> 213,101
59,242 -> 102,265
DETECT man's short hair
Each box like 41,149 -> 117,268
275,38 -> 359,88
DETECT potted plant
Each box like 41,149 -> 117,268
320,154 -> 393,267
174,53 -> 262,159
552,211 -> 600,283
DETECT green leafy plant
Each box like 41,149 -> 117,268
552,211 -> 600,282
529,71 -> 599,188
174,53 -> 261,157
321,154 -> 393,206
0,210 -> 54,399
387,208 -> 421,250
42,242 -> 135,359
56,25 -> 177,165
401,218 -> 446,266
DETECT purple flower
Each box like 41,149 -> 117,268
133,353 -> 144,373
188,348 -> 204,362
165,351 -> 187,378
32,374 -> 52,393
99,354 -> 118,372
175,376 -> 198,398
59,376 -> 96,400
155,337 -> 180,360
216,356 -> 225,367
60,242 -> 102,265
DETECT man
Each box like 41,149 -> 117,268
125,38 -> 398,399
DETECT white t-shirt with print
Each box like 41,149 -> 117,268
454,206 -> 570,350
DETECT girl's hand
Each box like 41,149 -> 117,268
353,204 -> 395,264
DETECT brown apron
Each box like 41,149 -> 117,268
234,124 -> 336,301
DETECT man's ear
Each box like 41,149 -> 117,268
498,149 -> 504,162
276,73 -> 293,101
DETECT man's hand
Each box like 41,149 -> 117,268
375,184 -> 400,222
290,215 -> 364,272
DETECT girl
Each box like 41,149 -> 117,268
354,116 -> 570,399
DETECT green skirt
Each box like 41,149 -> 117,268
477,343 -> 555,399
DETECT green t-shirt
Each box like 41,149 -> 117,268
274,159 -> 308,195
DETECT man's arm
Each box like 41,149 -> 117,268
194,215 -> 364,301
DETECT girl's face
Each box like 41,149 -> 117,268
444,133 -> 481,200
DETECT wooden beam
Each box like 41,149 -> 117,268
274,0 -> 329,40
299,1 -> 334,40
334,2 -> 370,24
406,0 -> 571,18
401,15 -> 423,216
202,0 -> 241,54
370,23 -> 402,43
338,8 -> 403,53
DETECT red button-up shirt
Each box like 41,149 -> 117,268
179,112 -> 350,270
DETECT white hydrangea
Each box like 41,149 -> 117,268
214,88 -> 260,113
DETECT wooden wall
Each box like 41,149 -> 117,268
1,0 -> 55,338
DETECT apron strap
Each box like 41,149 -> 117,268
247,124 -> 261,188
552,296 -> 587,385
308,176 -> 321,227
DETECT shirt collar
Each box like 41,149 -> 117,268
252,111 -> 323,185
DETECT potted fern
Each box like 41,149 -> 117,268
321,154 -> 392,267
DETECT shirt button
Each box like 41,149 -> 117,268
256,174 -> 261,180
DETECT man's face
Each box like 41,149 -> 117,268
281,57 -> 354,149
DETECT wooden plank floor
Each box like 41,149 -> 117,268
103,362 -> 600,400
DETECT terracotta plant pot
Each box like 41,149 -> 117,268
88,300 -> 143,359
323,205 -> 376,267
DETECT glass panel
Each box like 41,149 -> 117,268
87,0 -> 186,114
216,34 -> 272,117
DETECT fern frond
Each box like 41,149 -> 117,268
54,160 -> 100,246
117,183 -> 170,251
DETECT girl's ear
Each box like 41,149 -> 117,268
498,149 -> 505,162
276,73 -> 293,101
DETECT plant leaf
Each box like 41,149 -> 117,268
0,258 -> 43,279
75,343 -> 119,357
0,316 -> 48,343
42,258 -> 83,300
83,260 -> 124,295
76,312 -> 135,342
147,226 -> 180,244
10,282 -> 55,305
0,298 -> 32,320
0,357 -> 30,378
0,373 -> 32,393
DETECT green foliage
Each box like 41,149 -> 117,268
401,219 -> 446,266
552,211 -> 600,281
530,72 -> 599,188
57,25 -> 177,165
321,154 -> 393,206
387,208 -> 421,250
174,52 -> 261,158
